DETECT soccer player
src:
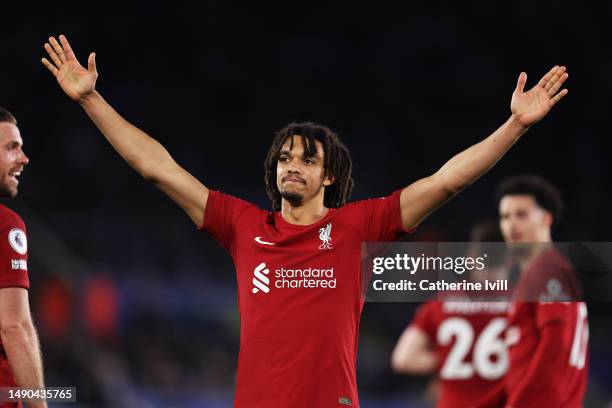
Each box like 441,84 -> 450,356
391,221 -> 511,408
0,107 -> 47,408
476,175 -> 589,407
41,34 -> 569,407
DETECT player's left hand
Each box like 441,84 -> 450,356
510,65 -> 568,128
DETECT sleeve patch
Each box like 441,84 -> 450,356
8,228 -> 27,255
11,259 -> 27,270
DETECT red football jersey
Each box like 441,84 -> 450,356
505,249 -> 589,408
201,189 -> 407,408
0,204 -> 29,408
412,301 -> 510,408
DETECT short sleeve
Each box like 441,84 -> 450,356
200,190 -> 256,255
0,210 -> 30,290
360,189 -> 411,242
411,302 -> 438,339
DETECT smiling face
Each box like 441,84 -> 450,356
0,122 -> 29,198
276,135 -> 333,207
499,194 -> 552,243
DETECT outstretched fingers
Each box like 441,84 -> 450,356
41,57 -> 59,76
49,36 -> 67,64
544,66 -> 566,92
550,88 -> 568,107
44,42 -> 62,68
537,65 -> 559,88
547,71 -> 568,96
535,65 -> 569,105
58,34 -> 79,62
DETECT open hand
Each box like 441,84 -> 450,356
510,66 -> 568,127
41,35 -> 98,102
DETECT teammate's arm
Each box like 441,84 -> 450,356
391,325 -> 438,374
399,67 -> 568,231
0,288 -> 47,408
41,35 -> 208,226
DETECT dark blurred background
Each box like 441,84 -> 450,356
1,2 -> 612,407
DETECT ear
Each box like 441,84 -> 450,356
542,211 -> 553,228
323,173 -> 335,187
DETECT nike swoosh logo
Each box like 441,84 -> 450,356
255,236 -> 275,246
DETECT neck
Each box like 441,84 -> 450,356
517,240 -> 553,270
280,196 -> 329,226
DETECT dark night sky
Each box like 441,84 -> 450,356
3,4 -> 610,245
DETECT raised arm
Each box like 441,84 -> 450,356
400,66 -> 568,231
41,35 -> 209,226
0,288 -> 46,408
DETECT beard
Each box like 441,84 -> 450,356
0,183 -> 15,198
280,190 -> 304,206
279,180 -> 326,207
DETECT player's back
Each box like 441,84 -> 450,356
412,300 -> 510,408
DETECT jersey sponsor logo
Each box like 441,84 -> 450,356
11,259 -> 27,271
252,262 -> 271,293
8,228 -> 27,255
251,262 -> 337,294
254,236 -> 275,246
318,222 -> 333,250
275,267 -> 336,289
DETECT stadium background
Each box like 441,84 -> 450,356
1,3 -> 611,407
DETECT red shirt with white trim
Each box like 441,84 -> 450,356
505,249 -> 589,408
201,189 -> 407,408
0,204 -> 29,408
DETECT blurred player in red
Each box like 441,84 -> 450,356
42,34 -> 569,407
476,175 -> 589,407
0,107 -> 46,408
391,221 -> 511,408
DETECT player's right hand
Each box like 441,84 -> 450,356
41,35 -> 98,102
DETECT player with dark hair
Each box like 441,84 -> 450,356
391,221 -> 510,408
0,107 -> 47,408
265,122 -> 354,210
476,175 -> 588,407
42,34 -> 569,407
496,174 -> 564,231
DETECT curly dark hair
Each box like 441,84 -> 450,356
0,107 -> 17,125
264,122 -> 353,211
496,175 -> 564,223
